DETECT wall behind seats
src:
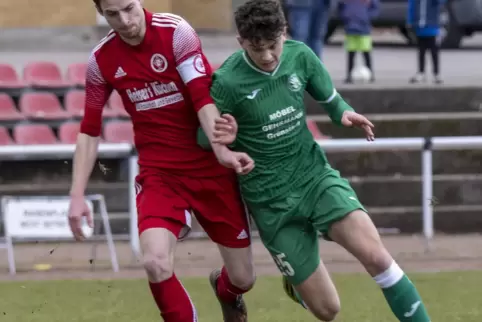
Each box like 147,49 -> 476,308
0,0 -> 97,27
0,0 -> 232,31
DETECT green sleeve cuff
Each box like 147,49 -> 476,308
196,127 -> 236,150
197,127 -> 212,150
324,95 -> 355,126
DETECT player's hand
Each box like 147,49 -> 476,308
341,111 -> 375,141
216,148 -> 254,175
212,114 -> 238,145
68,196 -> 93,241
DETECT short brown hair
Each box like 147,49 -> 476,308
234,0 -> 287,45
93,0 -> 101,9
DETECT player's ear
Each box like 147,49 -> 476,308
282,26 -> 288,38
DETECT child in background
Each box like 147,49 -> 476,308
338,0 -> 379,83
407,0 -> 445,84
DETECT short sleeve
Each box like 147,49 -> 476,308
80,52 -> 113,136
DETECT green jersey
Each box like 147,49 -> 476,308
207,40 -> 353,206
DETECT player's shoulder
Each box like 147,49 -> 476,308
150,12 -> 192,34
284,39 -> 312,57
91,29 -> 117,59
212,50 -> 245,84
283,39 -> 320,71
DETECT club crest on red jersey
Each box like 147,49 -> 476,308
150,53 -> 168,73
193,55 -> 206,74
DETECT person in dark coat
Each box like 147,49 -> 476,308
407,0 -> 445,84
338,0 -> 379,83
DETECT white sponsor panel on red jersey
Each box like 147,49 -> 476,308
177,54 -> 206,84
135,93 -> 184,111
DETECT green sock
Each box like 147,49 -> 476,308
374,261 -> 431,322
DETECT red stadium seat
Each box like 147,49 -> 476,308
0,93 -> 24,121
66,63 -> 87,87
58,121 -> 81,144
64,89 -> 86,117
307,119 -> 329,140
64,89 -> 117,117
103,120 -> 134,143
0,63 -> 25,89
19,92 -> 71,120
13,124 -> 58,145
108,91 -> 130,117
0,126 -> 13,145
23,61 -> 71,87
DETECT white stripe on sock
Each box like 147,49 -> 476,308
373,261 -> 404,289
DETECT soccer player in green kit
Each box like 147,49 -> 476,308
199,1 -> 432,321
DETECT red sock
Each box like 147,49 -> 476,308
149,274 -> 197,322
216,266 -> 248,304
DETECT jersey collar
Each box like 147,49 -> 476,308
242,51 -> 282,76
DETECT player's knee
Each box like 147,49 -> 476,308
230,270 -> 256,291
142,252 -> 174,283
360,244 -> 393,276
311,298 -> 340,321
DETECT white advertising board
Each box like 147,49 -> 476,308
4,198 -> 94,239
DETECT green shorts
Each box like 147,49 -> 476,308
251,168 -> 366,285
345,34 -> 372,52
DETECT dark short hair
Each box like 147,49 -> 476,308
93,0 -> 101,10
234,0 -> 287,45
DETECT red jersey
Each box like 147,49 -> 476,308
80,10 -> 230,177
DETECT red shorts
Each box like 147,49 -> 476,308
135,167 -> 251,248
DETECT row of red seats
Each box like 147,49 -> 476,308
0,121 -> 133,145
0,61 -> 223,90
0,90 -> 128,121
0,119 -> 325,145
0,62 -> 86,89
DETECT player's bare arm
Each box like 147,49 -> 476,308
304,48 -> 375,141
68,53 -> 111,241
198,104 -> 254,174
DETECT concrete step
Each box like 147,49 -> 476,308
305,86 -> 482,114
368,205 -> 482,234
0,159 -> 126,184
349,174 -> 482,207
0,182 -> 129,212
310,114 -> 482,138
327,150 -> 482,177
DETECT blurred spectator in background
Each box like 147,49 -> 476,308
338,0 -> 379,83
407,0 -> 445,84
283,0 -> 331,59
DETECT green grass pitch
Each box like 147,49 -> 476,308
1,271 -> 481,321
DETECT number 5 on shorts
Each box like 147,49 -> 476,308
273,253 -> 295,277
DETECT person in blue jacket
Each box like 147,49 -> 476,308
338,0 -> 380,83
283,0 -> 332,60
407,0 -> 445,84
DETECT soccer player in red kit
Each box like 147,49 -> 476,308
67,0 -> 256,321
